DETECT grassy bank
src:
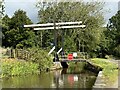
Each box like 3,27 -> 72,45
1,59 -> 40,77
90,58 -> 118,85
0,46 -> 54,78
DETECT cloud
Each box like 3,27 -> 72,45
5,0 -> 37,3
35,0 -> 120,2
4,0 -> 119,24
5,0 -> 38,23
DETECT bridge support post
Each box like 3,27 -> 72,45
60,62 -> 68,68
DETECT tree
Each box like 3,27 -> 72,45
0,0 -> 4,20
2,9 -> 36,48
106,10 -> 120,57
0,0 -> 5,46
36,1 -> 105,57
2,15 -> 11,47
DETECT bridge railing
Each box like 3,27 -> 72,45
59,52 -> 89,61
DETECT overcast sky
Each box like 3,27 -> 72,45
4,0 -> 120,25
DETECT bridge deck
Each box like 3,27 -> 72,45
59,59 -> 89,62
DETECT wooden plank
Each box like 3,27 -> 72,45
24,21 -> 82,27
60,59 -> 87,62
34,25 -> 86,30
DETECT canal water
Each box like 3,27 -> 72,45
1,63 -> 97,89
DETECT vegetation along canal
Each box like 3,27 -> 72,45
1,62 -> 98,88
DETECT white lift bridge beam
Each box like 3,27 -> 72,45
24,21 -> 86,55
24,21 -> 83,28
34,25 -> 86,30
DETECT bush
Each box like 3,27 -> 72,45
113,45 -> 120,57
89,52 -> 97,58
1,59 -> 39,77
27,47 -> 53,71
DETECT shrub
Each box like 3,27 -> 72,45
1,59 -> 39,77
27,47 -> 53,71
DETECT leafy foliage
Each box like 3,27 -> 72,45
0,0 -> 4,19
36,1 -> 105,57
106,10 -> 120,57
1,58 -> 39,77
2,1 -> 120,59
2,10 -> 36,48
27,47 -> 53,71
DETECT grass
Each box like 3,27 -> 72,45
90,58 -> 118,85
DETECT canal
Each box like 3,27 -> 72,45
1,62 -> 97,89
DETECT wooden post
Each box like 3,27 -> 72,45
23,50 -> 24,60
15,49 -> 18,58
22,50 -> 23,59
10,48 -> 11,58
17,49 -> 19,59
26,51 -> 29,60
13,49 -> 15,58
41,31 -> 42,47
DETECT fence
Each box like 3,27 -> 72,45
4,48 -> 30,60
3,48 -> 89,60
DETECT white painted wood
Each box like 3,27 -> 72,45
34,27 -> 54,30
34,25 -> 86,30
48,46 -> 55,55
24,21 -> 82,27
24,23 -> 54,27
57,48 -> 62,54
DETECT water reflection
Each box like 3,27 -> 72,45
2,68 -> 97,88
52,68 -> 96,88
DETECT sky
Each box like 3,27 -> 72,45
4,0 -> 120,25
4,0 -> 38,23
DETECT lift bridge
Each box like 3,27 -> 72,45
24,21 -> 86,63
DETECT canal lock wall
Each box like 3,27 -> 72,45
50,61 -> 103,74
92,71 -> 106,89
83,62 -> 106,88
50,60 -> 105,88
60,61 -> 105,88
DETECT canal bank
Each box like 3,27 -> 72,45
0,58 -> 119,88
1,67 -> 97,88
0,58 -> 98,88
91,58 -> 119,88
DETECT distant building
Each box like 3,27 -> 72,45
118,1 -> 120,10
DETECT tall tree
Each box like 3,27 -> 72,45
0,0 -> 5,46
36,1 -> 105,56
0,0 -> 4,20
2,10 -> 36,48
2,15 -> 11,46
106,10 -> 120,57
